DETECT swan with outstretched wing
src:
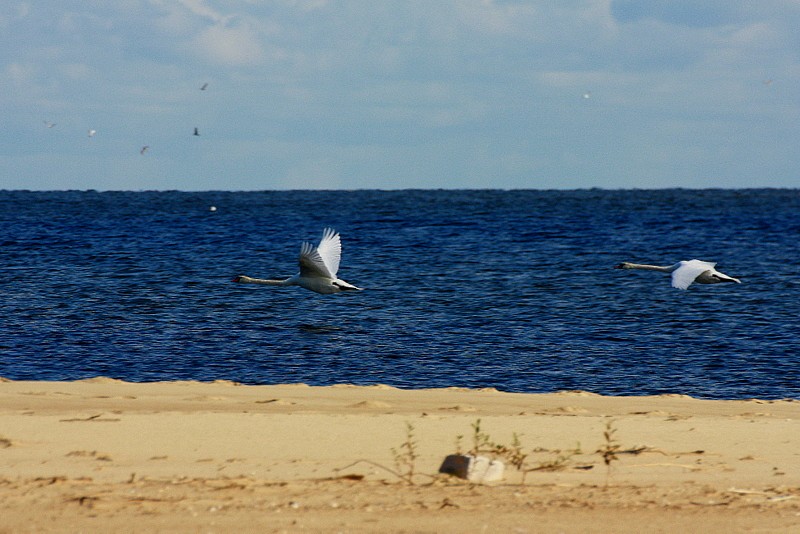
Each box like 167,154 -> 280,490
233,228 -> 363,295
614,259 -> 740,290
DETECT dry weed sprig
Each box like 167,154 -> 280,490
335,421 -> 433,485
597,419 -> 621,486
469,419 -> 492,456
390,421 -> 419,485
461,420 -> 586,484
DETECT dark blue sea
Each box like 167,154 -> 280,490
1,189 -> 798,400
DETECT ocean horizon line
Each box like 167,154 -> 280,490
2,186 -> 798,194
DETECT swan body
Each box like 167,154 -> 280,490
233,228 -> 363,295
614,260 -> 741,290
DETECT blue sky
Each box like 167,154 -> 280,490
2,1 -> 798,190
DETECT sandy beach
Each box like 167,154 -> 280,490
1,377 -> 798,533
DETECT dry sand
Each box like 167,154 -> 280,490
0,377 -> 798,533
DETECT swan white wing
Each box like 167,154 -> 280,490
671,260 -> 716,290
314,228 -> 341,278
298,241 -> 334,279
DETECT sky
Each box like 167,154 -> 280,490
2,1 -> 799,191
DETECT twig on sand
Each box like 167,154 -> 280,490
334,459 -> 404,480
59,413 -> 121,422
333,459 -> 435,484
629,463 -> 704,471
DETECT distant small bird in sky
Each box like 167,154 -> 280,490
88,129 -> 96,137
44,121 -> 56,128
200,83 -> 208,91
193,127 -> 200,136
140,145 -> 149,155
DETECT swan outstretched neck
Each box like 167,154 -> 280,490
231,275 -> 292,286
233,228 -> 363,295
614,262 -> 675,273
614,260 -> 741,290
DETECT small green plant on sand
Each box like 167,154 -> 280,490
488,432 -> 528,471
531,444 -> 583,470
597,419 -> 621,485
461,419 -> 583,484
334,421 -> 427,485
390,421 -> 419,485
468,418 -> 527,466
469,418 -> 491,456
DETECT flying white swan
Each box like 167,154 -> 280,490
614,260 -> 741,290
233,228 -> 363,295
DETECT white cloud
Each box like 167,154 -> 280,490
58,63 -> 95,80
455,0 -> 539,37
6,62 -> 36,87
190,19 -> 266,66
176,0 -> 223,23
150,0 -> 268,66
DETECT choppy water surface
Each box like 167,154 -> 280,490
1,189 -> 798,399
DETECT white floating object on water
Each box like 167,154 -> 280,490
209,206 -> 217,212
88,129 -> 96,137
439,454 -> 504,483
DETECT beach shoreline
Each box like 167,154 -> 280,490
1,378 -> 798,532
